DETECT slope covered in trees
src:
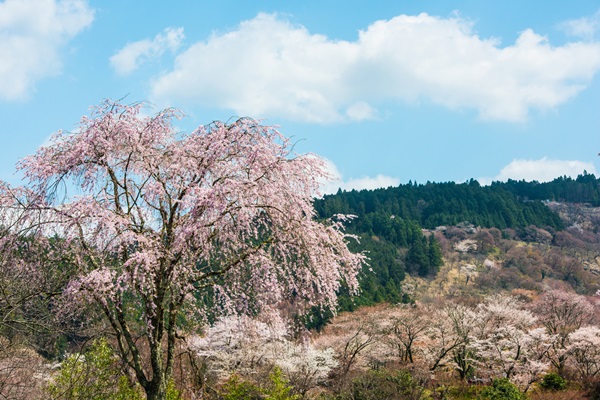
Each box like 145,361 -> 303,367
492,172 -> 600,206
315,179 -> 564,230
313,180 -> 565,310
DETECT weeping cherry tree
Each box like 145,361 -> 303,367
1,100 -> 363,400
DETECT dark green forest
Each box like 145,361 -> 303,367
492,171 -> 600,205
315,179 -> 564,230
314,173 -> 600,313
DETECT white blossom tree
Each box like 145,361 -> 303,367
471,295 -> 552,389
567,325 -> 600,382
533,289 -> 595,375
190,311 -> 337,396
422,303 -> 476,375
385,305 -> 430,364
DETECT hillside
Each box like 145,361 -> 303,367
300,176 -> 600,398
313,175 -> 600,314
315,179 -> 564,230
493,171 -> 600,205
3,172 -> 600,399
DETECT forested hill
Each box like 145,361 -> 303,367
309,179 -> 569,313
315,179 -> 564,230
491,172 -> 600,206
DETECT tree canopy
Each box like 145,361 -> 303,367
0,100 -> 363,400
314,180 -> 564,230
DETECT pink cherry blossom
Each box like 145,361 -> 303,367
1,99 -> 363,400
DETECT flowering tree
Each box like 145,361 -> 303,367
422,303 -> 476,374
471,295 -> 552,389
190,314 -> 283,379
314,306 -> 387,385
567,326 -> 600,382
385,304 -> 430,364
532,289 -> 595,375
190,311 -> 337,396
1,100 -> 363,400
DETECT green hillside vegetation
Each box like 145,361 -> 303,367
315,179 -> 564,230
492,171 -> 600,205
314,178 -> 574,312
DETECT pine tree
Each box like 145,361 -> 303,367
428,233 -> 443,274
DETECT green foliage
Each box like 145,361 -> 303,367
221,374 -> 264,400
165,379 -> 183,400
115,376 -> 145,400
333,219 -> 440,311
406,233 -> 443,277
539,372 -> 567,391
312,179 -> 566,312
434,384 -> 481,400
428,233 -> 443,269
479,378 -> 525,400
315,181 -> 564,231
494,172 -> 600,206
346,233 -> 407,307
220,367 -> 300,400
332,368 -> 431,400
46,338 -> 144,400
265,367 -> 301,400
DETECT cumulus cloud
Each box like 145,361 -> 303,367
110,27 -> 185,76
0,0 -> 94,101
151,12 -> 600,123
319,158 -> 400,195
479,157 -> 597,184
558,9 -> 600,40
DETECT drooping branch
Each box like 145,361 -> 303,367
2,99 -> 363,400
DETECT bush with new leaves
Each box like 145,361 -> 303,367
46,338 -> 144,400
322,368 -> 431,400
539,372 -> 567,391
479,378 -> 525,400
220,367 -> 300,400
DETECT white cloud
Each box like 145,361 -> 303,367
479,157 -> 597,184
345,101 -> 378,121
110,27 -> 185,76
319,158 -> 400,195
558,9 -> 600,40
0,0 -> 94,101
151,12 -> 600,123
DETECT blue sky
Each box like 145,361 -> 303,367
1,0 -> 599,192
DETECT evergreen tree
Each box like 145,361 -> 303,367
428,233 -> 443,274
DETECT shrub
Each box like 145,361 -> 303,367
539,373 -> 567,391
46,338 -> 144,400
219,367 -> 300,400
336,368 -> 430,400
479,378 -> 525,400
264,367 -> 301,400
220,375 -> 263,400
